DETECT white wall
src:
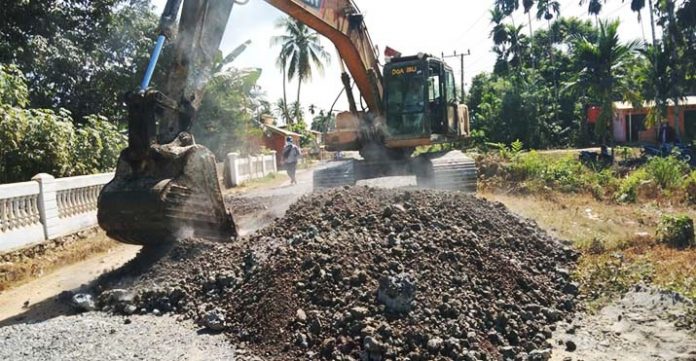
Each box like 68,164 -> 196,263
224,152 -> 277,187
0,173 -> 114,253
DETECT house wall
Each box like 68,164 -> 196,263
614,104 -> 696,144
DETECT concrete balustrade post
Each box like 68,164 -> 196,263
261,154 -> 268,176
32,173 -> 58,240
271,151 -> 278,172
225,153 -> 240,187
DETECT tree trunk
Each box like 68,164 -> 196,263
548,18 -> 559,124
647,0 -> 661,126
528,11 -> 535,68
666,2 -> 681,140
282,66 -> 291,124
647,0 -> 658,48
296,77 -> 302,123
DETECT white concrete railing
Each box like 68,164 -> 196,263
224,152 -> 277,187
0,173 -> 114,253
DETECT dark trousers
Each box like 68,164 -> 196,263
286,162 -> 297,183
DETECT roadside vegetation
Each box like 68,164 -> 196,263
0,65 -> 126,183
480,145 -> 696,306
479,148 -> 695,205
484,189 -> 695,307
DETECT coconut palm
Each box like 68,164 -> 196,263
567,20 -> 640,142
272,17 -> 331,124
490,7 -> 509,46
536,0 -> 560,21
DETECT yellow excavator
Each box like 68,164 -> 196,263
97,0 -> 476,246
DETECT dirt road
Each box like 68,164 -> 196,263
0,245 -> 141,324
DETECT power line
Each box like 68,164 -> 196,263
454,8 -> 491,43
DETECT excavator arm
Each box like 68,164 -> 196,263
264,0 -> 383,115
98,0 -> 239,246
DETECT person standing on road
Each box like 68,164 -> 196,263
283,136 -> 301,185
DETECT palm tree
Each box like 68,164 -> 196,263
567,20 -> 640,143
274,98 -> 291,125
522,0 -> 536,66
271,17 -> 331,124
536,0 -> 561,120
505,24 -> 528,68
490,7 -> 509,46
495,0 -> 520,16
536,0 -> 560,22
580,0 -> 603,24
639,44 -> 671,128
490,7 -> 510,73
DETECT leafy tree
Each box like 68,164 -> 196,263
271,17 -> 331,124
193,67 -> 265,159
566,20 -> 640,142
0,64 -> 126,183
0,0 -> 160,123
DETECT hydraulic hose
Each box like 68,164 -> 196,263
138,0 -> 184,92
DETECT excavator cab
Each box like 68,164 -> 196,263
97,0 -> 238,246
383,56 -> 466,143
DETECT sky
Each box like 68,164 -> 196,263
151,0 -> 655,123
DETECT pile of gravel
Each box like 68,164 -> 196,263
97,187 -> 579,360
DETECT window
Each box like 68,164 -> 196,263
428,75 -> 441,102
387,75 -> 425,114
446,71 -> 456,103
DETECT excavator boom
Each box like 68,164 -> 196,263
265,0 -> 383,115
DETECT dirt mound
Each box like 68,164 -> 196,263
97,187 -> 579,360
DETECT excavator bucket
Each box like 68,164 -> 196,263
96,0 -> 240,246
98,92 -> 237,246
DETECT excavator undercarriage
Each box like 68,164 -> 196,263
313,151 -> 477,192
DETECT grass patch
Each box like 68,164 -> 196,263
483,192 -> 696,306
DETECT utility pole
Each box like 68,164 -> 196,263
442,50 -> 472,101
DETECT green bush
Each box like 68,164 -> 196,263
0,64 -> 126,183
615,168 -> 650,202
506,151 -> 545,181
491,147 -> 692,204
643,156 -> 689,190
685,171 -> 696,204
657,215 -> 695,249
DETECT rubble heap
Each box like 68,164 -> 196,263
98,187 -> 579,360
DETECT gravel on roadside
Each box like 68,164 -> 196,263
0,313 -> 250,361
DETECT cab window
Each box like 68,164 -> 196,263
446,70 -> 456,103
428,74 -> 441,102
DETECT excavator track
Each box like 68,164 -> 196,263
313,161 -> 356,190
416,151 -> 477,192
